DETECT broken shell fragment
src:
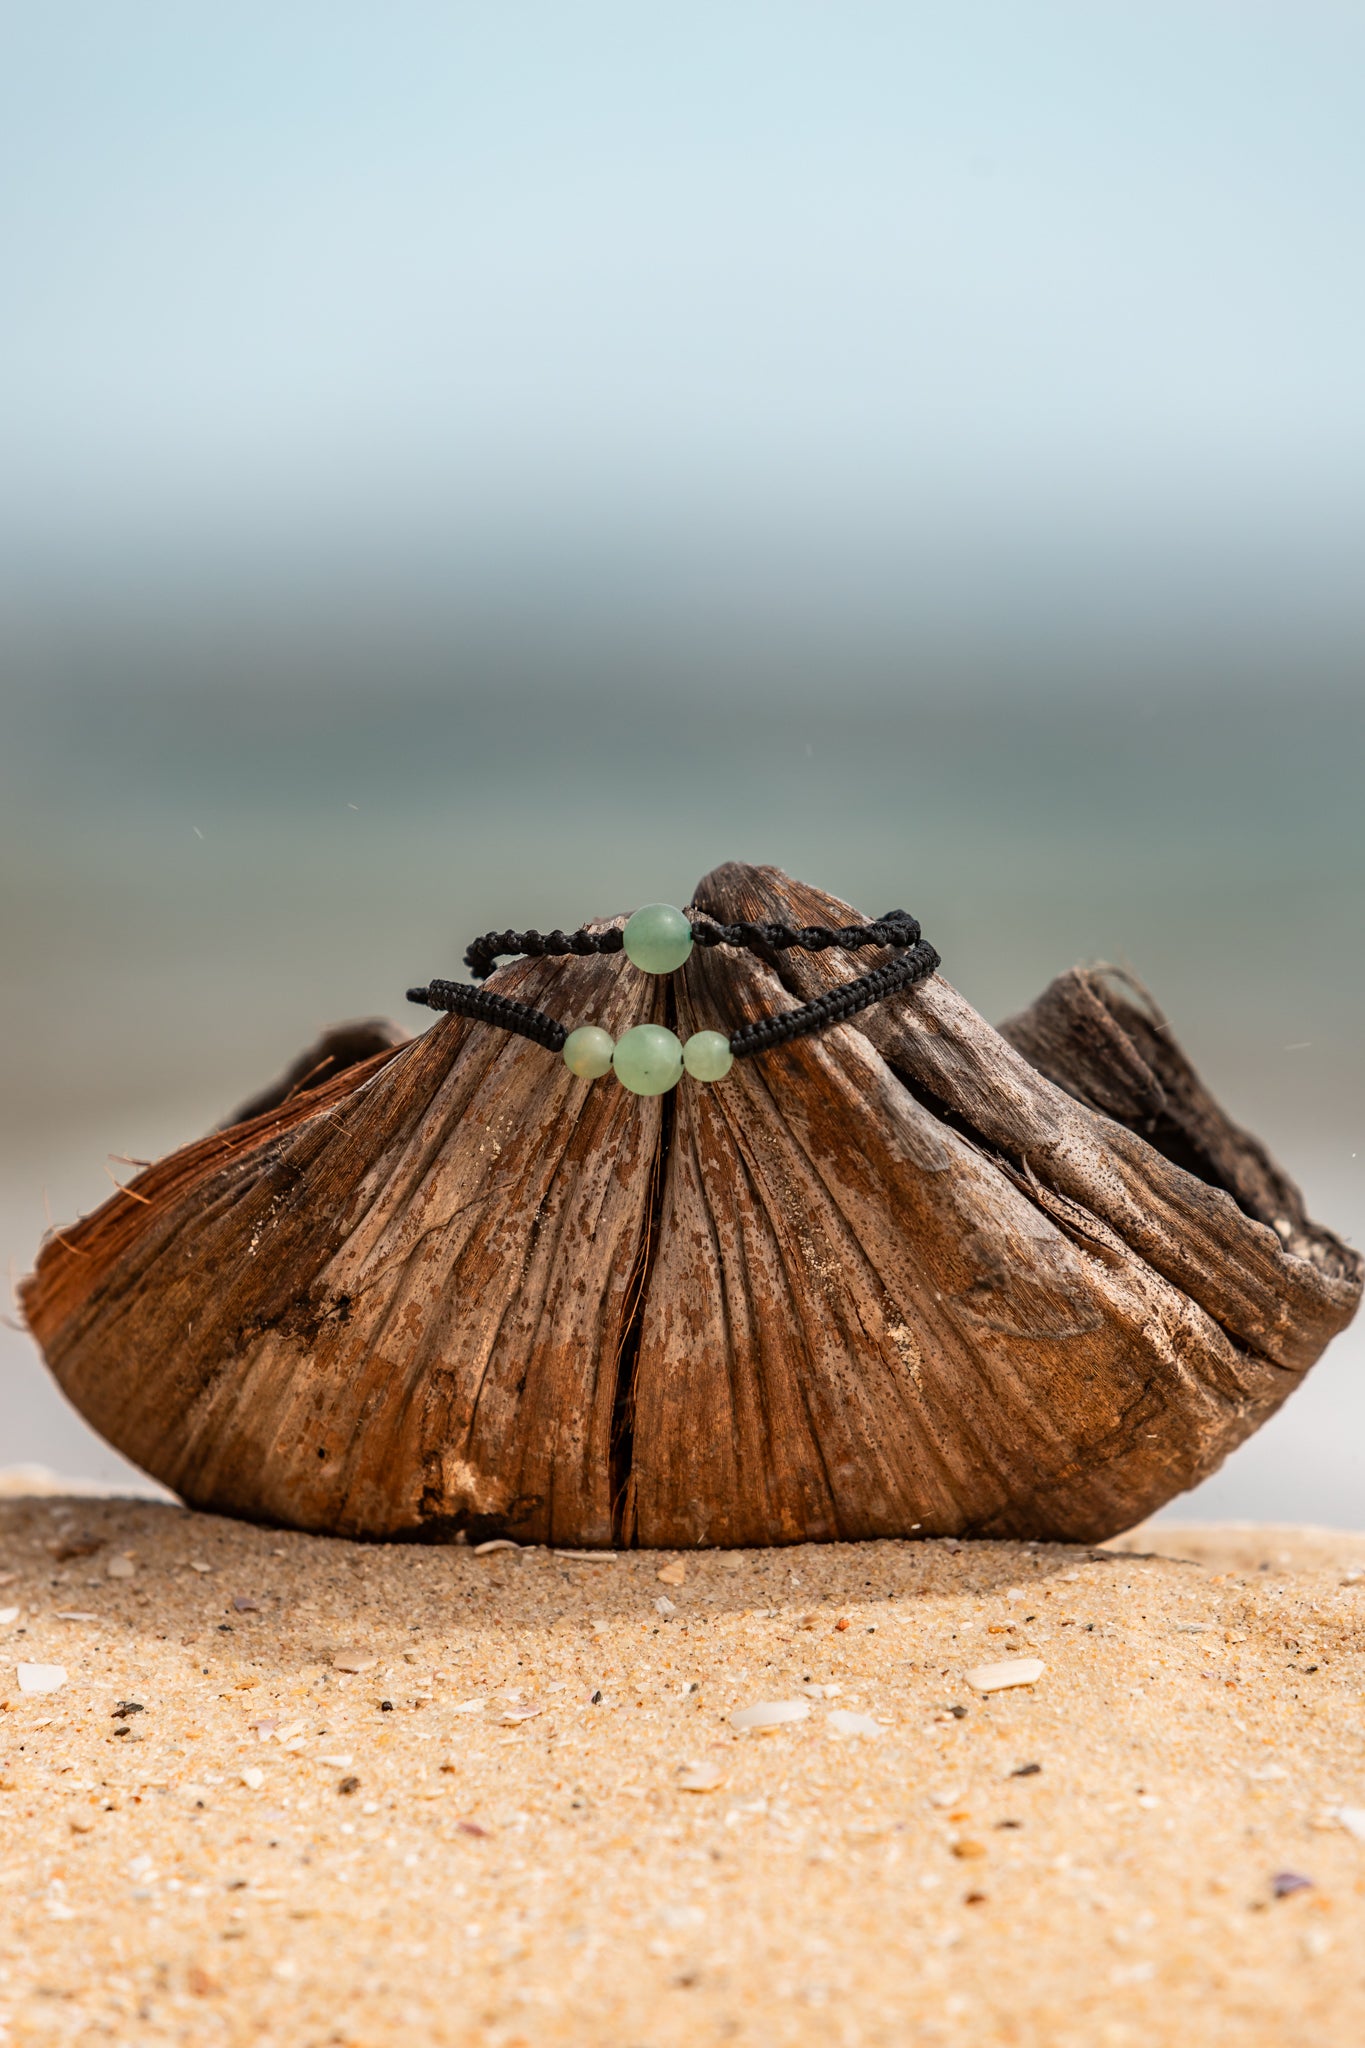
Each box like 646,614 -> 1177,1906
676,1761 -> 725,1792
827,1709 -> 885,1738
731,1699 -> 811,1732
17,1663 -> 67,1693
965,1659 -> 1046,1694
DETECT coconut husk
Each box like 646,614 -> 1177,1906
20,862 -> 1360,1547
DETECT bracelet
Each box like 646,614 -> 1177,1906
407,901 -> 939,1097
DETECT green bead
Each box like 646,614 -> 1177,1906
682,1029 -> 733,1082
562,1024 -> 615,1079
612,1023 -> 684,1096
622,903 -> 694,975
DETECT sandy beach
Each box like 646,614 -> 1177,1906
1,1477 -> 1363,2047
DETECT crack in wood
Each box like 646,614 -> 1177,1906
608,976 -> 677,1547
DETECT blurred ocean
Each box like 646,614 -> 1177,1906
3,636 -> 1360,1522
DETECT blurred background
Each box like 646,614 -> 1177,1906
2,2 -> 1361,1520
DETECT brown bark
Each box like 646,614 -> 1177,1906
21,866 -> 1361,1545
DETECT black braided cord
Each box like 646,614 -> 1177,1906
726,937 -> 940,1058
462,910 -> 920,981
463,926 -> 624,981
405,979 -> 568,1053
409,909 -> 939,1061
690,911 -> 923,960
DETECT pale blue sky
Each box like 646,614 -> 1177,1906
4,2 -> 1365,635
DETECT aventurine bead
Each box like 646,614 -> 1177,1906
622,902 -> 694,975
682,1029 -> 733,1082
562,1025 -> 615,1079
612,1023 -> 684,1096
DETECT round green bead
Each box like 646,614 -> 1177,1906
622,902 -> 694,975
612,1023 -> 684,1096
562,1024 -> 615,1079
682,1029 -> 733,1082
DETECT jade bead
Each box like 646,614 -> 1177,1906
682,1029 -> 733,1082
622,902 -> 694,975
612,1022 -> 684,1096
562,1024 -> 615,1079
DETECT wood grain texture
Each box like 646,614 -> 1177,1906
25,941 -> 663,1544
21,867 -> 1361,1545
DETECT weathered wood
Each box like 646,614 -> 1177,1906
25,941 -> 663,1543
21,866 -> 1361,1545
997,963 -> 1330,1265
680,865 -> 1360,1537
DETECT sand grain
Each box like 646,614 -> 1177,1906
1,1487 -> 1363,2046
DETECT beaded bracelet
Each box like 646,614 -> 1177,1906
407,902 -> 939,1097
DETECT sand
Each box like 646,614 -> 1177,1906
1,1478 -> 1363,2047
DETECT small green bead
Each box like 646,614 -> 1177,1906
682,1029 -> 733,1082
622,903 -> 694,975
612,1023 -> 684,1096
562,1024 -> 615,1079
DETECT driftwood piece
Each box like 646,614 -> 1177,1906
21,864 -> 1361,1546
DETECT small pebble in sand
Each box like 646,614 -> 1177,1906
656,1560 -> 686,1586
827,1709 -> 883,1739
655,1595 -> 677,1617
232,1596 -> 261,1613
1271,1871 -> 1313,1898
474,1539 -> 522,1556
1332,1807 -> 1365,1842
332,1650 -> 377,1674
240,1766 -> 264,1790
951,1838 -> 988,1860
105,1554 -> 136,1580
0,1606 -> 19,1626
553,1549 -> 617,1564
676,1762 -> 724,1792
717,1554 -> 744,1573
1010,1762 -> 1043,1778
731,1699 -> 810,1732
188,1560 -> 213,1573
17,1663 -> 67,1693
965,1658 -> 1045,1693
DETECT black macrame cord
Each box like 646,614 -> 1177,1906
407,912 -> 939,1061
